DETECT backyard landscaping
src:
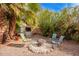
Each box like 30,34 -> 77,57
0,3 -> 79,56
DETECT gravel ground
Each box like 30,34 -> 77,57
0,35 -> 79,56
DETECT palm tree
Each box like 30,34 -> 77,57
16,3 -> 41,30
0,4 -> 25,43
0,3 -> 41,43
25,3 -> 41,29
0,4 -> 18,43
0,5 -> 8,43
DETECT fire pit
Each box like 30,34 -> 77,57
28,39 -> 53,53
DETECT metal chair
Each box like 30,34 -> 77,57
52,33 -> 64,49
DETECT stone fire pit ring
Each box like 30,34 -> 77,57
28,40 -> 53,53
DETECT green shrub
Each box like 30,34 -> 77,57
38,10 -> 54,36
71,32 -> 79,41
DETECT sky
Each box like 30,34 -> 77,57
40,3 -> 79,12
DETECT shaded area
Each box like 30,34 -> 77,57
7,43 -> 25,48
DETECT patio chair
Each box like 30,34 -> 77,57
52,33 -> 64,48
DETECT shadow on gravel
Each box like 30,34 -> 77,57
7,43 -> 25,48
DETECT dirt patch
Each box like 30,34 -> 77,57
0,35 -> 79,56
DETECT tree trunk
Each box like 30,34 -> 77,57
8,10 -> 16,40
0,7 -> 8,44
0,4 -> 16,44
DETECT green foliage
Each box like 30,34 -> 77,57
54,9 -> 69,35
14,3 -> 41,31
71,32 -> 79,41
37,9 -> 69,37
37,7 -> 79,40
25,11 -> 36,28
38,10 -> 54,36
16,16 -> 21,33
27,3 -> 41,13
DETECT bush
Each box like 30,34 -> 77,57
71,32 -> 79,41
64,24 -> 79,41
38,10 -> 54,37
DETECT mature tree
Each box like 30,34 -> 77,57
0,3 -> 41,43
